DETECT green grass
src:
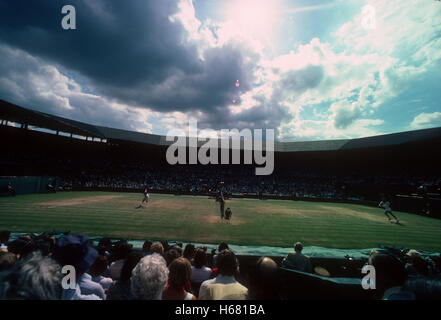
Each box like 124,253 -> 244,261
0,191 -> 440,252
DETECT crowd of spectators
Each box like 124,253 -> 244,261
58,163 -> 441,201
0,231 -> 257,300
4,149 -> 441,201
1,230 -> 440,300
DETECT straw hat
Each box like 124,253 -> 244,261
406,249 -> 422,258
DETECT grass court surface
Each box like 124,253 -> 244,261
1,191 -> 440,252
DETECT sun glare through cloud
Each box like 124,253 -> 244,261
0,0 -> 440,140
222,0 -> 281,41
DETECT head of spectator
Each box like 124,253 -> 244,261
368,253 -> 407,298
98,238 -> 112,252
120,251 -> 145,282
130,253 -> 169,300
218,242 -> 229,252
168,258 -> 192,288
161,240 -> 169,252
150,242 -> 164,256
88,255 -> 109,279
112,240 -> 132,261
165,248 -> 182,266
212,242 -> 229,268
53,234 -> 98,277
0,230 -> 10,245
0,252 -> 17,271
406,250 -> 429,276
108,241 -> 133,281
107,251 -> 145,300
217,250 -> 238,277
33,239 -> 52,256
142,240 -> 152,254
294,242 -> 303,253
169,244 -> 183,256
183,244 -> 195,261
19,235 -> 31,242
0,251 -> 62,300
406,249 -> 422,259
162,257 -> 195,300
7,239 -> 38,259
248,257 -> 279,300
96,246 -> 107,256
194,248 -> 207,269
7,239 -> 27,257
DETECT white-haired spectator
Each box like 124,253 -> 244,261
0,251 -> 62,300
130,253 -> 169,300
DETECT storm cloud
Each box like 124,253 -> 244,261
0,0 -> 260,128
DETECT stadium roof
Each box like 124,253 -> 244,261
1,99 -> 441,152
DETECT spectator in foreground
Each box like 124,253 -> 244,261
165,247 -> 182,266
183,243 -> 195,262
53,234 -> 102,300
405,250 -> 430,277
162,257 -> 197,300
0,252 -> 17,272
282,242 -> 312,273
107,251 -> 144,300
212,242 -> 229,268
130,253 -> 169,300
142,240 -> 153,256
109,240 -> 133,280
161,240 -> 169,253
0,251 -> 62,300
368,253 -> 414,300
97,238 -> 112,259
191,248 -> 212,284
199,250 -> 248,300
150,242 -> 164,256
248,257 -> 280,300
403,274 -> 441,299
89,255 -> 113,290
7,239 -> 35,259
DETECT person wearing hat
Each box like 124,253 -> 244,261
53,234 -> 104,300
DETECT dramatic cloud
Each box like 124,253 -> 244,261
0,0 -> 439,140
410,112 -> 441,129
0,45 -> 154,133
0,0 -> 259,127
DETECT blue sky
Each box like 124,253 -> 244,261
0,0 -> 440,141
